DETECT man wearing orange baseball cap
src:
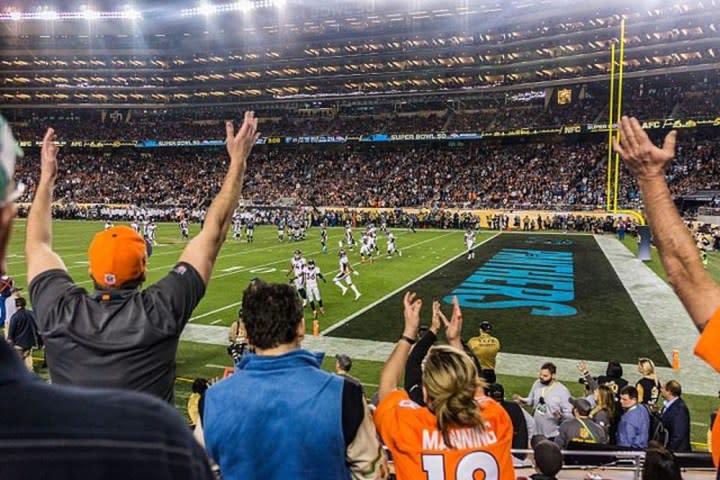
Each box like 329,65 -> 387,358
26,112 -> 259,403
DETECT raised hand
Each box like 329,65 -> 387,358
613,116 -> 677,181
225,111 -> 259,165
40,128 -> 58,183
577,360 -> 589,375
430,300 -> 443,335
402,291 -> 422,339
439,296 -> 463,348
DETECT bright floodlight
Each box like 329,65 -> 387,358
82,7 -> 100,20
198,1 -> 216,15
39,9 -> 59,20
236,0 -> 252,13
9,11 -> 21,20
121,4 -> 142,19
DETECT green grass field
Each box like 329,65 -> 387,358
9,220 -> 720,447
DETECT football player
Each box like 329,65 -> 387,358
245,217 -> 255,243
303,259 -> 326,320
320,225 -> 328,254
386,231 -> 401,258
179,218 -> 189,240
333,249 -> 361,300
465,228 -> 475,260
277,220 -> 285,242
344,222 -> 354,250
287,250 -> 307,306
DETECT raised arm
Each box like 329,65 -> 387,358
378,292 -> 421,402
613,116 -> 720,331
179,112 -> 258,285
26,128 -> 66,284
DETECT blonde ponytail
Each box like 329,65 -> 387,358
422,345 -> 485,448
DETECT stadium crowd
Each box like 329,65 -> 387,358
1,112 -> 719,480
11,139 -> 719,214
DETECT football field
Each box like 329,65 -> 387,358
8,220 -> 720,446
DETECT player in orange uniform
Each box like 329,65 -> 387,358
375,292 -> 515,480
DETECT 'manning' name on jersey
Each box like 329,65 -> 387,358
375,390 -> 515,480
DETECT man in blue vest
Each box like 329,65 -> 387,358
198,279 -> 385,480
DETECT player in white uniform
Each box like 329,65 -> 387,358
145,221 -> 157,246
367,224 -> 379,255
130,220 -> 140,233
303,259 -> 326,320
464,228 -> 475,260
344,223 -> 354,250
333,249 -> 361,300
179,219 -> 189,240
232,216 -> 243,241
359,233 -> 373,263
386,231 -> 401,258
287,249 -> 307,306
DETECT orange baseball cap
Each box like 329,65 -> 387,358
88,226 -> 148,289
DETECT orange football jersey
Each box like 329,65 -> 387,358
375,390 -> 515,480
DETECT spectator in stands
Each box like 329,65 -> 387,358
375,292 -> 515,479
25,113 -> 258,402
659,380 -> 691,452
513,362 -> 573,439
642,442 -> 683,480
198,280 -> 384,480
0,275 -> 15,336
617,385 -> 650,449
636,357 -> 662,408
187,378 -> 209,429
526,434 -> 564,480
0,114 -> 214,479
335,353 -> 363,392
468,320 -> 500,383
614,115 -> 720,467
486,382 -> 535,463
590,384 -> 618,442
577,359 -> 628,404
7,297 -> 38,371
554,397 -> 607,449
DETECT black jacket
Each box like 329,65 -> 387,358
661,397 -> 692,452
8,309 -> 38,350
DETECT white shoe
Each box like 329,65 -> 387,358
341,289 -> 348,296
354,293 -> 361,300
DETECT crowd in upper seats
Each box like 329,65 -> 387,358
3,75 -> 719,142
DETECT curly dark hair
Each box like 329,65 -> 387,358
241,279 -> 303,350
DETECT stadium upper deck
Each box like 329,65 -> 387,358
1,0 -> 719,106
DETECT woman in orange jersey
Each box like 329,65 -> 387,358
375,292 -> 515,480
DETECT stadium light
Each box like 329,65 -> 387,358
198,1 -> 217,16
81,6 -> 100,20
236,0 -> 252,13
9,11 -> 21,21
121,5 -> 142,19
38,9 -> 59,21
